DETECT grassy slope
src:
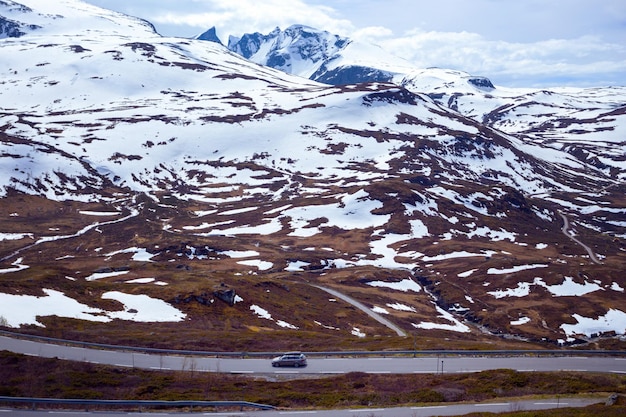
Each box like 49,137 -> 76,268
2,191 -> 625,352
1,351 -> 625,414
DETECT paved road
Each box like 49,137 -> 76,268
0,397 -> 604,417
2,335 -> 625,375
1,336 -> 618,416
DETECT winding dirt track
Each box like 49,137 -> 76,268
558,212 -> 602,264
312,285 -> 407,337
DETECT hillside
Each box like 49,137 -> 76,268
0,0 -> 625,351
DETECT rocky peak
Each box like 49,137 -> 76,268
195,26 -> 222,45
226,24 -> 348,75
227,30 -> 266,59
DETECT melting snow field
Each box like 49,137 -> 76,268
561,309 -> 626,339
488,276 -> 608,298
0,0 -> 623,351
0,289 -> 186,327
488,277 -> 626,338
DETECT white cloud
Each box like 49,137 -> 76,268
378,31 -> 626,87
150,0 -> 355,40
351,26 -> 394,42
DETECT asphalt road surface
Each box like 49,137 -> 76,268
2,335 -> 626,375
0,397 -> 605,417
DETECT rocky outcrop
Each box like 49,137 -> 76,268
213,288 -> 237,306
0,16 -> 39,38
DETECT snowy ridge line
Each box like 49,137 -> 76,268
1,331 -> 625,358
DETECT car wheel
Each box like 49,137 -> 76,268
294,363 -> 300,368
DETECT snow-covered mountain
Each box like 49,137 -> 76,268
1,0 -> 625,349
201,24 -> 416,85
204,26 -> 626,184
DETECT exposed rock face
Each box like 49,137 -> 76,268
0,16 -> 39,37
171,284 -> 239,309
213,288 -> 237,306
467,77 -> 495,89
228,25 -> 346,62
173,292 -> 214,306
312,65 -> 395,85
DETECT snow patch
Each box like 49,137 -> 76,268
85,270 -> 130,281
0,258 -> 29,274
386,303 -> 416,312
366,278 -> 421,292
0,288 -> 185,327
487,264 -> 548,275
560,309 -> 626,337
372,306 -> 390,315
488,276 -> 603,299
237,259 -> 273,271
0,233 -> 33,241
250,304 -> 298,329
351,327 -> 366,338
413,306 -> 470,333
511,317 -> 531,326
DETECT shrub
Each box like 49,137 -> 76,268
414,389 -> 445,403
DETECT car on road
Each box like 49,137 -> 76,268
271,352 -> 307,367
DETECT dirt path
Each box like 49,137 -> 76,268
311,284 -> 407,337
558,212 -> 602,264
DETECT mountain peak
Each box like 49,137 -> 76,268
195,26 -> 222,44
220,24 -> 418,84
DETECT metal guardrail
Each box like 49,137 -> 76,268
1,330 -> 625,358
0,396 -> 276,411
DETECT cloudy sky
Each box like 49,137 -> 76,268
84,0 -> 626,88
